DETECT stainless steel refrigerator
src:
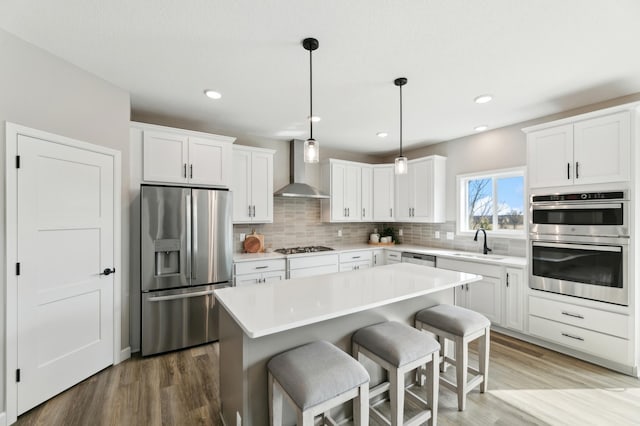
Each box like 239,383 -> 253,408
140,185 -> 233,356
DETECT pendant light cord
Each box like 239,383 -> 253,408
399,83 -> 403,157
309,47 -> 313,140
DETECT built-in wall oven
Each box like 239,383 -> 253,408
530,190 -> 629,306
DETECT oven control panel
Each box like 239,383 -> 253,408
532,191 -> 625,202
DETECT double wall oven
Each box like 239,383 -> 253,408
530,191 -> 629,306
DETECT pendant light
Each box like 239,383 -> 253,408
302,37 -> 319,163
394,77 -> 408,175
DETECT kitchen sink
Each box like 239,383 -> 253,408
449,253 -> 505,260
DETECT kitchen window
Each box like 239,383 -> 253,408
457,167 -> 526,237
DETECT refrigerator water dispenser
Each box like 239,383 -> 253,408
154,239 -> 181,276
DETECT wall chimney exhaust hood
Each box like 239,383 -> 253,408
274,140 -> 329,198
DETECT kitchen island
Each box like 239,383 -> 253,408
215,263 -> 482,425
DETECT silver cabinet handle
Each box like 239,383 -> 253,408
248,205 -> 252,217
561,332 -> 584,341
374,254 -> 377,263
344,208 -> 347,217
575,162 -> 579,179
252,205 -> 256,217
390,208 -> 393,217
506,273 -> 509,287
184,163 -> 187,178
255,265 -> 269,270
347,208 -> 350,217
362,208 -> 365,217
561,311 -> 584,319
567,162 -> 570,180
352,256 -> 361,259
190,164 -> 193,179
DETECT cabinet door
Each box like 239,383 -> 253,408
235,273 -> 261,287
454,284 -> 467,308
573,112 -> 630,185
395,169 -> 412,221
466,276 -> 502,325
344,164 -> 361,221
372,249 -> 385,266
143,131 -> 189,183
330,163 -> 348,221
361,166 -> 373,221
412,158 -> 433,222
373,165 -> 395,221
188,137 -> 231,186
250,151 -> 274,222
504,267 -> 525,331
232,149 -> 252,223
527,124 -> 574,188
262,271 -> 285,283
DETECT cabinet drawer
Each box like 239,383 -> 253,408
289,264 -> 339,279
386,251 -> 402,262
529,316 -> 630,365
529,296 -> 629,339
289,254 -> 339,270
339,250 -> 372,263
235,259 -> 286,275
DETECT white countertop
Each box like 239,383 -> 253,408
233,243 -> 527,267
215,263 -> 482,338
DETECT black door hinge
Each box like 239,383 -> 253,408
16,369 -> 20,383
16,155 -> 20,169
16,263 -> 21,276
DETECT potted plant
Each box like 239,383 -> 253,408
380,227 -> 398,243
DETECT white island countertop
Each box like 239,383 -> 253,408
215,263 -> 481,338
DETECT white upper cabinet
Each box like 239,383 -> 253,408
232,145 -> 275,223
526,110 -> 631,188
321,159 -> 368,222
141,125 -> 234,187
395,155 -> 446,223
373,165 -> 395,222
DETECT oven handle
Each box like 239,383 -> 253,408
532,203 -> 622,210
532,241 -> 622,252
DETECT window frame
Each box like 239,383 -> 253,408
456,166 -> 527,239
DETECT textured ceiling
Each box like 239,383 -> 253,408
1,0 -> 640,154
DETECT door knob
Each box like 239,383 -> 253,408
101,268 -> 116,276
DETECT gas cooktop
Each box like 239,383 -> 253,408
274,246 -> 334,255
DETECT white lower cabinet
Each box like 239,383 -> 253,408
438,258 -> 525,330
339,250 -> 373,272
234,259 -> 286,286
372,249 -> 385,267
288,254 -> 339,279
385,251 -> 402,264
528,294 -> 631,365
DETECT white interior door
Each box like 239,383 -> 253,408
16,134 -> 115,414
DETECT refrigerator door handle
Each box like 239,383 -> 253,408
147,289 -> 218,302
186,192 -> 192,280
191,192 -> 198,280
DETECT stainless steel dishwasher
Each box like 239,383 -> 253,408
401,252 -> 436,267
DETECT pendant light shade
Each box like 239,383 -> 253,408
394,77 -> 408,175
303,38 -> 319,163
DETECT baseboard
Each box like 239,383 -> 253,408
119,346 -> 131,363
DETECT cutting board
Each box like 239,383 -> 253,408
243,231 -> 264,253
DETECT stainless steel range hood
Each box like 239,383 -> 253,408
274,140 -> 329,198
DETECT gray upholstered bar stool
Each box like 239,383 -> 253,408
352,321 -> 440,426
415,304 -> 491,411
267,340 -> 370,426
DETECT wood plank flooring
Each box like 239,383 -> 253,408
15,332 -> 640,426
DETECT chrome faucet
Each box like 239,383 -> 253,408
474,228 -> 492,255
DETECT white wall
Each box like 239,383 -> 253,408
0,29 -> 130,411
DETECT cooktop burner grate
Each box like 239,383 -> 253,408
274,246 -> 334,255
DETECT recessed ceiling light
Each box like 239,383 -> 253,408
376,132 -> 388,138
204,89 -> 222,99
308,115 -> 321,122
474,94 -> 493,104
474,125 -> 489,132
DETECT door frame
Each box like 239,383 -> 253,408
4,122 -> 122,424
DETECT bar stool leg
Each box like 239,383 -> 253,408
389,366 -> 404,426
268,372 -> 283,426
479,328 -> 490,393
426,351 -> 439,426
455,336 -> 468,411
353,382 -> 369,425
